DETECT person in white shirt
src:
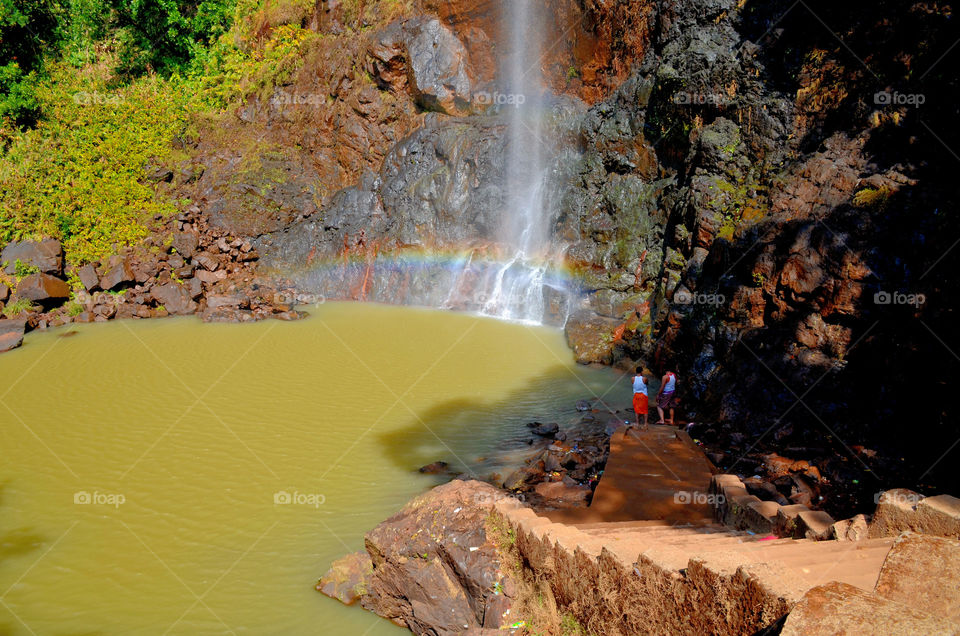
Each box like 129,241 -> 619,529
631,366 -> 649,430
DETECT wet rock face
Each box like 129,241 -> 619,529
318,480 -> 519,635
256,114 -> 508,272
389,18 -> 476,116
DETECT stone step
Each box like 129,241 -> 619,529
571,519 -> 681,531
733,537 -> 894,561
579,523 -> 732,537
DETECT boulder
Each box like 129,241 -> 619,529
195,269 -> 225,284
0,282 -> 8,302
873,533 -> 960,623
328,480 -> 520,634
830,513 -> 869,541
2,238 -> 63,275
99,257 -> 134,291
404,18 -> 474,116
529,422 -> 559,437
206,294 -> 249,310
0,319 -> 26,353
149,283 -> 198,315
418,461 -> 450,474
781,581 -> 955,635
533,480 -> 591,507
564,311 -> 619,364
316,551 -> 373,606
194,252 -> 219,271
16,273 -> 70,306
870,488 -> 926,537
75,263 -> 100,291
171,230 -> 200,258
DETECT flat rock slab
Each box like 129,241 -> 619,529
874,532 -> 960,623
545,425 -> 715,524
781,581 -> 955,635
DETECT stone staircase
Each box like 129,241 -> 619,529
486,425 -> 960,634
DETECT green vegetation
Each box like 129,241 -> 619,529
0,63 -> 192,263
13,258 -> 40,278
559,613 -> 589,635
0,0 -> 366,265
2,297 -> 38,317
853,186 -> 893,209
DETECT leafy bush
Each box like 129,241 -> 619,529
0,62 -> 191,263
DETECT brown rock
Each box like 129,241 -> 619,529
171,230 -> 200,258
0,282 -> 8,302
194,252 -> 219,271
831,513 -> 869,541
316,551 -> 373,606
99,257 -> 134,291
2,238 -> 63,275
870,488 -> 925,538
356,480 -> 519,634
563,310 -> 619,364
533,480 -> 590,507
150,283 -> 198,315
873,533 -> 960,623
16,273 -> 70,306
206,294 -> 249,310
781,581 -> 954,635
0,319 -> 26,353
76,263 -> 100,291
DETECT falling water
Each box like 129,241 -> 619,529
281,0 -> 578,326
450,0 -> 570,325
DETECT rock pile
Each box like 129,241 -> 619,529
0,210 -> 306,353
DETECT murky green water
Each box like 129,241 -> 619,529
0,303 -> 628,635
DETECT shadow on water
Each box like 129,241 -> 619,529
376,364 -> 633,481
0,481 -> 49,636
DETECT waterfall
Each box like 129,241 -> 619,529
273,0 -> 579,326
449,0 -> 570,325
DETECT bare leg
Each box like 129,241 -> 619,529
656,406 -> 665,425
667,408 -> 675,426
642,413 -> 649,430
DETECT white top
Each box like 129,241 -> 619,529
632,375 -> 647,395
663,372 -> 676,393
